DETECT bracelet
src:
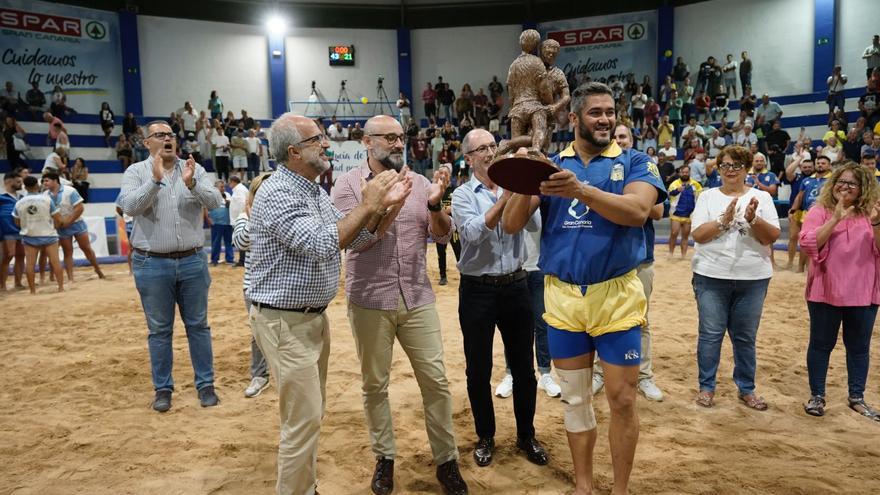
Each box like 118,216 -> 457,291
427,201 -> 442,212
716,219 -> 730,231
749,215 -> 759,226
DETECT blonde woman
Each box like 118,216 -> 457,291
232,172 -> 272,398
799,162 -> 880,420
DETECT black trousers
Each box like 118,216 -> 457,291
459,276 -> 536,440
435,239 -> 461,278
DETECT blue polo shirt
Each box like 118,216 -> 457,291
539,142 -> 667,286
800,173 -> 831,211
745,171 -> 779,197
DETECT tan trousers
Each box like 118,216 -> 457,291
595,262 -> 655,379
250,306 -> 330,495
348,297 -> 459,464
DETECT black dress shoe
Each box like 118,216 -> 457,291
472,437 -> 494,467
516,436 -> 549,465
198,385 -> 219,407
371,458 -> 394,495
436,459 -> 468,494
152,390 -> 172,413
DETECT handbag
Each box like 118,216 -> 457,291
13,134 -> 28,151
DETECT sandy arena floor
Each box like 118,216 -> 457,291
1,249 -> 879,495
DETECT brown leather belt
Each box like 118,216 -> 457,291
133,247 -> 201,259
253,301 -> 327,314
461,268 -> 527,287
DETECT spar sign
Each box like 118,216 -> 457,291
0,0 -> 123,111
539,11 -> 656,86
0,8 -> 109,41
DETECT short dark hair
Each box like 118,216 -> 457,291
571,82 -> 614,115
23,176 -> 38,188
4,172 -> 17,181
229,176 -> 241,184
145,120 -> 170,134
42,172 -> 60,182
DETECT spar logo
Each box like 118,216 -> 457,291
0,8 -> 108,41
548,23 -> 647,47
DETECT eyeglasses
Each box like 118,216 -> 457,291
369,133 -> 405,145
835,179 -> 860,190
294,134 -> 329,147
148,132 -> 176,140
718,162 -> 746,171
466,143 -> 498,155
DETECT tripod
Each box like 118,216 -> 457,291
303,81 -> 328,118
334,81 -> 355,118
373,80 -> 394,116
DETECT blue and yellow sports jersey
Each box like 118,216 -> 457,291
800,172 -> 830,211
539,142 -> 667,287
789,173 -> 806,203
745,171 -> 779,191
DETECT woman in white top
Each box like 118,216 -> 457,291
689,145 -> 781,410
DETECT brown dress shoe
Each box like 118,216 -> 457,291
436,459 -> 468,494
371,458 -> 394,495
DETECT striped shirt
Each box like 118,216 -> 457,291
232,212 -> 252,291
247,165 -> 375,308
117,157 -> 223,253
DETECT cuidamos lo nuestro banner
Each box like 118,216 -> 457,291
0,0 -> 124,113
538,10 -> 657,88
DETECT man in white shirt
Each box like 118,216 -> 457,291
827,66 -> 848,115
327,122 -> 348,142
228,175 -> 249,267
180,101 -> 198,136
211,129 -> 231,182
735,123 -> 758,147
680,116 -> 706,142
862,35 -> 880,79
244,129 -> 262,180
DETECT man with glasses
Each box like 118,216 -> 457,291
451,128 -> 549,469
248,113 -> 408,495
118,121 -> 224,412
331,115 -> 467,495
502,82 -> 666,495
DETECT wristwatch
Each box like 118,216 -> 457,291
186,177 -> 197,190
427,201 -> 442,212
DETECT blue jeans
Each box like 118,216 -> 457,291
692,274 -> 770,395
132,251 -> 214,391
806,302 -> 877,398
210,224 -> 234,263
505,270 -> 551,374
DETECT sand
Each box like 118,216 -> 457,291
1,249 -> 879,495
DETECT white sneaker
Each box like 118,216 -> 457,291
494,374 -> 513,398
244,376 -> 270,398
638,378 -> 664,401
591,373 -> 605,395
538,373 -> 561,398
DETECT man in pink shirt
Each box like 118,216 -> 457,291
331,115 -> 468,495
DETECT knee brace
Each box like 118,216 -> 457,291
557,367 -> 597,433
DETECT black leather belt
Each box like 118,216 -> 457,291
133,247 -> 201,259
253,301 -> 327,314
461,268 -> 527,287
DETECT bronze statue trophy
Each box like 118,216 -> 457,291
488,31 -> 571,195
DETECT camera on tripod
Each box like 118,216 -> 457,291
341,79 -> 347,88
377,76 -> 384,86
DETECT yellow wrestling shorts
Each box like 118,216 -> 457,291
669,214 -> 692,223
543,270 -> 647,338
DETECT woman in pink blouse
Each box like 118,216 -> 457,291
799,162 -> 880,420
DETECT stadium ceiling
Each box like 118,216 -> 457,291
50,0 -> 707,29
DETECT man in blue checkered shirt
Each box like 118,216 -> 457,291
247,113 -> 411,495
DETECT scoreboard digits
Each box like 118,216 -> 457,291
329,45 -> 355,66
